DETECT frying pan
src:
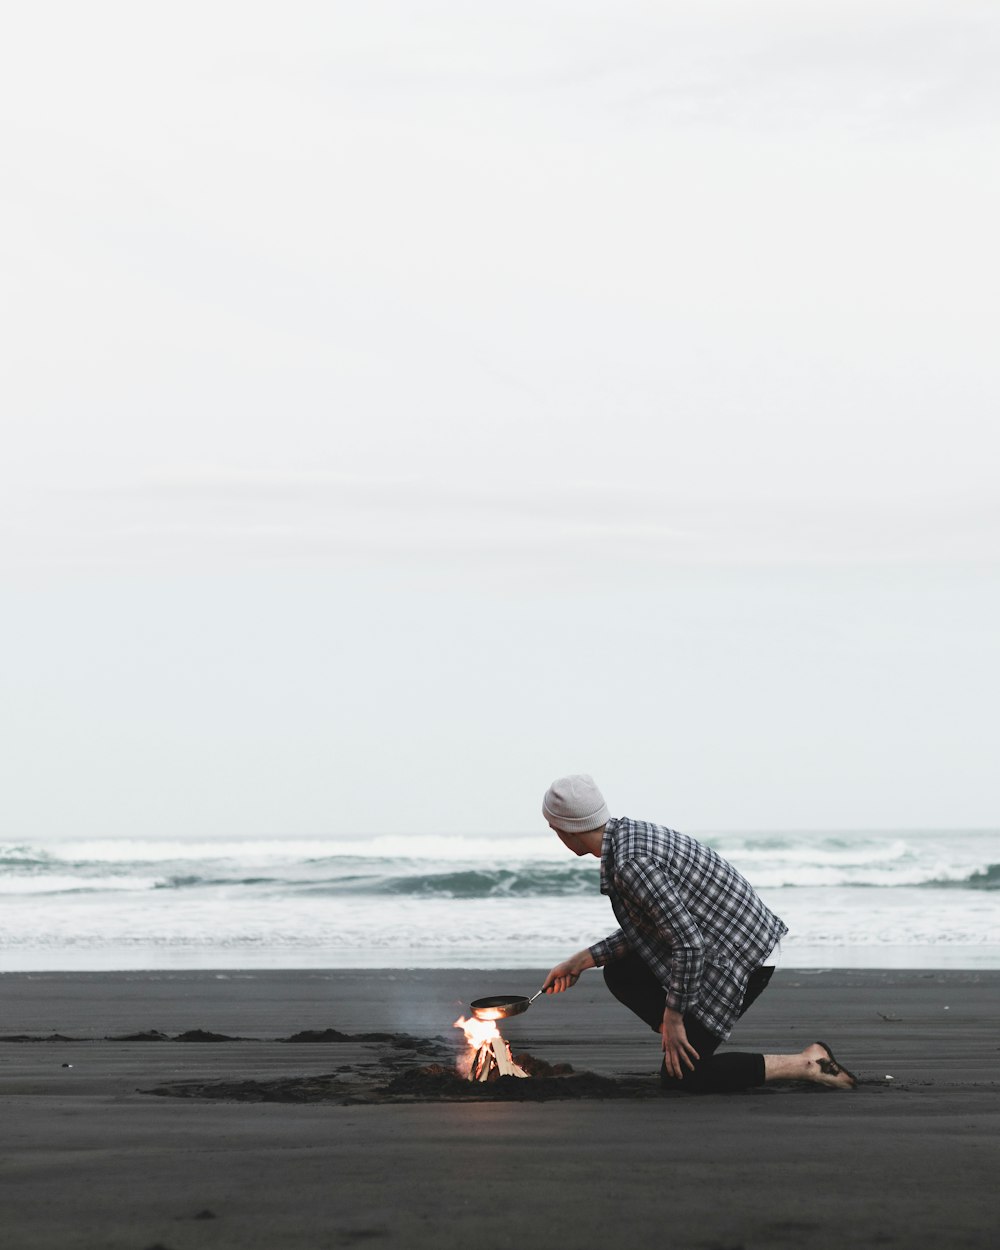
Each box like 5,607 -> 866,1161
470,989 -> 545,1021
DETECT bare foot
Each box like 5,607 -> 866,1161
802,1041 -> 857,1089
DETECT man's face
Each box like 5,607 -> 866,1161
550,824 -> 588,857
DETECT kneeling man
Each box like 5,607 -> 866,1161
542,774 -> 856,1092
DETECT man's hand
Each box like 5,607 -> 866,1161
542,948 -> 596,994
660,1007 -> 700,1079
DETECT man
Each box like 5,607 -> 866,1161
541,774 -> 856,1092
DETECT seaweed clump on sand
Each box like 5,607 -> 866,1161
381,1060 -> 654,1102
106,1031 -> 171,1042
173,1030 -> 245,1043
144,1074 -> 345,1102
0,1033 -> 81,1043
281,1029 -> 355,1043
281,1029 -> 449,1057
514,1053 -> 575,1077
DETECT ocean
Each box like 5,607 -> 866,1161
1,829 -> 997,971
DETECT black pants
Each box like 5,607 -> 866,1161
604,954 -> 774,1094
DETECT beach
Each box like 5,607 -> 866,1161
1,968 -> 997,1250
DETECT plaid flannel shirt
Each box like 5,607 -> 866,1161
588,816 -> 788,1040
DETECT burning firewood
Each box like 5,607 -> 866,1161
454,1015 -> 529,1082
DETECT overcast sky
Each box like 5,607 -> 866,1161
2,1 -> 998,839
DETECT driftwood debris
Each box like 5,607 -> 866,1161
469,1037 -> 529,1082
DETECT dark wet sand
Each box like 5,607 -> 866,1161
1,968 -> 997,1249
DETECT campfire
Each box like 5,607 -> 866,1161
453,1014 -> 529,1082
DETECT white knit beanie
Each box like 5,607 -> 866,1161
542,774 -> 610,833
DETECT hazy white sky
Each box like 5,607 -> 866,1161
2,2 -> 998,837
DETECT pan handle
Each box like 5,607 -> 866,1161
528,989 -> 544,1004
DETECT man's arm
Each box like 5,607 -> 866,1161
616,856 -> 706,1015
542,947 -> 596,993
542,924 -> 631,994
614,856 -> 709,1076
588,927 -> 629,968
660,1007 -> 701,1078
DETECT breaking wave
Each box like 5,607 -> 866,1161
1,830 -> 998,968
0,833 -> 997,896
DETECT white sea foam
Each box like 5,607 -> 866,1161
0,874 -> 163,895
6,833 -> 552,865
1,829 -> 996,970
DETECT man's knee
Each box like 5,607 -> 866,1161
602,958 -> 629,997
603,954 -> 654,1004
603,955 -> 664,1032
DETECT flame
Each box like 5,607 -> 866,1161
453,1014 -> 500,1049
453,1014 -> 503,1077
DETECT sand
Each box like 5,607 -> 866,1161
1,967 -> 997,1249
